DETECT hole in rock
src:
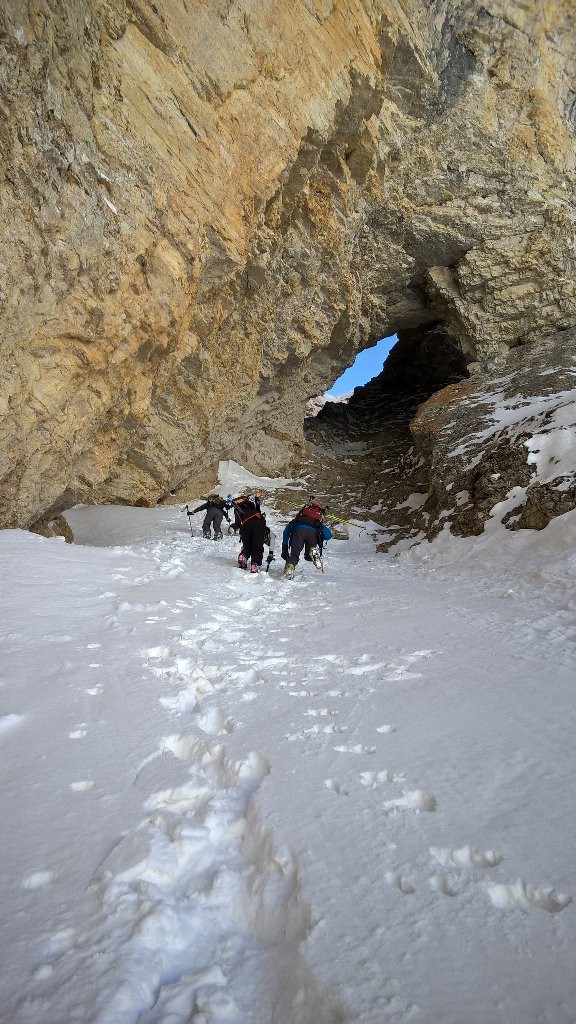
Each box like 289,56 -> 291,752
327,335 -> 398,397
298,323 -> 470,531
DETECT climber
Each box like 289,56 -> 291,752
232,491 -> 267,573
188,494 -> 230,540
281,499 -> 333,577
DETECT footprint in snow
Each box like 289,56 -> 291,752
232,667 -> 264,686
384,666 -> 423,682
360,770 -> 405,788
348,662 -> 386,676
487,879 -> 571,913
385,870 -> 416,895
142,645 -> 172,660
383,790 -> 437,812
237,596 -> 267,612
429,873 -> 458,897
324,779 -> 348,796
160,685 -> 198,715
430,845 -> 503,869
0,713 -> 24,735
194,708 -> 234,736
44,928 -> 76,957
22,871 -> 55,891
334,743 -> 376,754
68,727 -> 87,739
33,964 -> 54,981
287,724 -> 347,741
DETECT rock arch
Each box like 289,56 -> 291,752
1,0 -> 575,527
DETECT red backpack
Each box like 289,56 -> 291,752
296,503 -> 324,525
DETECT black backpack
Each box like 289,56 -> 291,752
233,497 -> 258,521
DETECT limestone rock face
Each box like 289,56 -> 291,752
1,0 -> 575,527
409,329 -> 576,538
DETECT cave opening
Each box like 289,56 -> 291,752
299,322 -> 470,529
326,334 -> 398,397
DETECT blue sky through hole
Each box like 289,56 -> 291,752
326,335 -> 397,396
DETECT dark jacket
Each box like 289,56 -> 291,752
192,498 -> 229,519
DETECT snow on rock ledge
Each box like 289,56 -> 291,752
409,329 -> 576,538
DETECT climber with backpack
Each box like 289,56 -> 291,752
281,498 -> 333,577
231,491 -> 267,573
188,494 -> 230,540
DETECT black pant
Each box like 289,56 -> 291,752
287,526 -> 318,566
203,508 -> 224,534
240,517 -> 266,566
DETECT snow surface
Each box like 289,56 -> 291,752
305,394 -> 351,418
1,467 -> 576,1024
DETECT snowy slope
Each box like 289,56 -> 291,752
1,469 -> 575,1024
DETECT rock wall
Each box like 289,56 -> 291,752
409,328 -> 576,538
1,0 -> 575,527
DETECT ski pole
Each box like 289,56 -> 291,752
181,504 -> 194,536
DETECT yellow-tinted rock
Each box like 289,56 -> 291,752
1,0 -> 575,526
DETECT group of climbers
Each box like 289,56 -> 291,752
185,491 -> 333,577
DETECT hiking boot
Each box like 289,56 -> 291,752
238,552 -> 248,569
250,563 -> 260,574
214,531 -> 223,541
283,563 -> 295,578
310,546 -> 323,570
203,530 -> 211,539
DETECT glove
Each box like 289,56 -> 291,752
281,546 -> 288,561
266,552 -> 275,565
